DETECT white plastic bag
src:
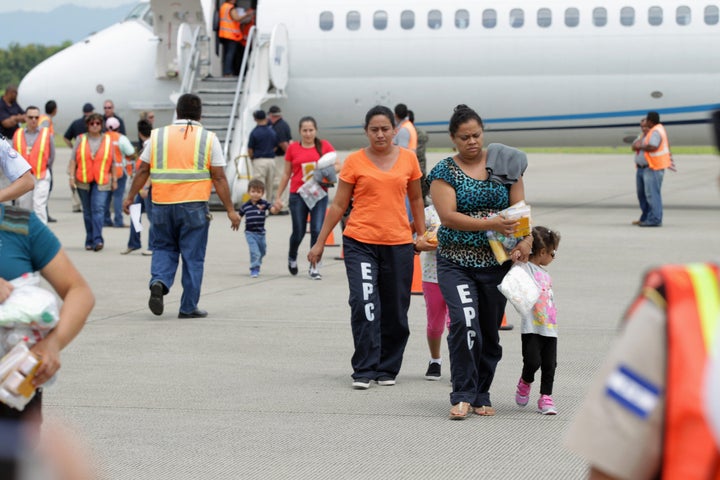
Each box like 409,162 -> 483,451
0,273 -> 59,330
296,178 -> 327,209
0,273 -> 60,355
498,262 -> 540,316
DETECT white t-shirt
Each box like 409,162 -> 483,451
139,120 -> 225,168
421,205 -> 441,283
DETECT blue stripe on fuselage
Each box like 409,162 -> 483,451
328,103 -> 720,131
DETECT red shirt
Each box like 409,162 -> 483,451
284,139 -> 335,193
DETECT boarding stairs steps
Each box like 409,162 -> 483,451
195,76 -> 239,146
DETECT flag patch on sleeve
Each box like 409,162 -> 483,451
605,365 -> 661,419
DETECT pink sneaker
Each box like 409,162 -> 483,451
538,395 -> 557,415
515,378 -> 531,406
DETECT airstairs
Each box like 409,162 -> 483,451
178,24 -> 289,207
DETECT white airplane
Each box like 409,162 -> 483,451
18,0 -> 720,200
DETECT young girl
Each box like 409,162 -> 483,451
515,226 -> 561,415
415,202 -> 450,380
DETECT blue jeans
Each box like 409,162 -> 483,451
150,202 -> 210,314
221,38 -> 239,76
77,183 -> 110,248
288,193 -> 328,262
128,188 -> 154,250
112,174 -> 127,226
636,167 -> 664,225
245,231 -> 266,269
104,174 -> 127,226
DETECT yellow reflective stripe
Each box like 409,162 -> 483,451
13,131 -> 23,153
200,129 -> 213,169
687,263 -> 720,351
648,147 -> 670,157
195,128 -> 207,170
79,135 -> 89,183
35,129 -> 48,178
96,135 -> 112,184
153,174 -> 211,183
159,128 -> 170,169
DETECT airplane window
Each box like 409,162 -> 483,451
401,10 -> 415,29
319,11 -> 333,31
537,8 -> 552,27
705,5 -> 719,25
124,2 -> 149,23
482,9 -> 497,28
455,9 -> 470,29
428,10 -> 442,29
510,8 -> 525,28
565,7 -> 580,27
144,8 -> 154,27
347,11 -> 361,31
374,11 -> 388,30
593,7 -> 607,26
676,6 -> 691,25
620,7 -> 635,26
648,6 -> 663,25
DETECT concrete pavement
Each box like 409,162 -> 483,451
36,149 -> 720,479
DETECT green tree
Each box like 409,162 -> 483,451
0,42 -> 71,92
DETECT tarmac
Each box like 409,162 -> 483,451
33,149 -> 720,479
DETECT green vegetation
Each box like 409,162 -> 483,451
0,42 -> 71,90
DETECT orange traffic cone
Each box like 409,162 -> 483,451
325,210 -> 340,246
411,254 -> 423,295
499,313 -> 514,331
333,246 -> 344,261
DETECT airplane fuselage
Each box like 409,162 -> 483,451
18,0 -> 720,148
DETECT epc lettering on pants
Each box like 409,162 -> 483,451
361,262 -> 375,321
457,284 -> 477,349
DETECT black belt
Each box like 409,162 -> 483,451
637,165 -> 648,169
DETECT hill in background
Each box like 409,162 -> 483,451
1,3 -> 136,48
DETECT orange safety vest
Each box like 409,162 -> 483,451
149,125 -> 213,204
107,130 -> 133,178
642,263 -> 720,479
75,133 -> 113,185
37,114 -> 54,136
218,2 -> 242,42
643,123 -> 672,170
399,119 -> 418,151
12,128 -> 51,179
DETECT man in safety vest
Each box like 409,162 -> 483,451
12,105 -> 54,223
218,0 -> 252,77
123,93 -> 241,319
105,117 -> 136,228
631,111 -> 671,227
38,100 -> 56,137
564,111 -> 720,479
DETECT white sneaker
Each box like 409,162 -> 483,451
309,264 -> 322,280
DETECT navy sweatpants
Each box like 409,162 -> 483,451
437,255 -> 510,406
343,236 -> 414,381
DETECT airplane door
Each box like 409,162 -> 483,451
268,24 -> 289,91
177,22 -> 194,81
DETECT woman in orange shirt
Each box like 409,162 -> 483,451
308,105 -> 425,389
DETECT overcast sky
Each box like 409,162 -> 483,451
0,0 -> 137,13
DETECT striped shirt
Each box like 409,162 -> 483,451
239,199 -> 271,233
